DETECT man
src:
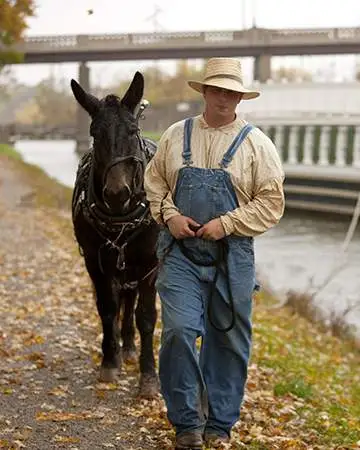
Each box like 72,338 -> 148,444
144,57 -> 285,449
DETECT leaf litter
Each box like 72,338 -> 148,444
0,155 -> 359,450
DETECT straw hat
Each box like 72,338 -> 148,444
188,57 -> 260,100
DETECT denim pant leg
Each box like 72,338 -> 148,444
156,251 -> 207,435
199,275 -> 253,437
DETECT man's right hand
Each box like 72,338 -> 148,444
166,215 -> 202,239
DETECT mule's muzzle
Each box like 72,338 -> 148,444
103,184 -> 131,210
102,155 -> 145,212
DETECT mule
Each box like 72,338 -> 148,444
70,72 -> 159,397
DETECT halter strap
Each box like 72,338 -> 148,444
220,124 -> 254,168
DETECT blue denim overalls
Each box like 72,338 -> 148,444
156,118 -> 256,438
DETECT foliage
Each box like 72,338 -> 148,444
116,61 -> 206,105
4,63 -> 206,128
34,76 -> 76,127
142,131 -> 161,142
0,142 -> 22,158
0,0 -> 35,66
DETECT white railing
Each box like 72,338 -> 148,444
11,26 -> 360,53
256,123 -> 360,169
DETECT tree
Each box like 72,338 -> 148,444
34,76 -> 76,127
113,61 -> 207,106
0,0 -> 35,66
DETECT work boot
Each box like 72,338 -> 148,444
175,430 -> 203,449
203,432 -> 230,448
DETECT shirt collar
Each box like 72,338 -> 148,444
197,114 -> 243,135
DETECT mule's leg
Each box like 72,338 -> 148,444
136,279 -> 159,398
121,290 -> 137,363
93,277 -> 122,382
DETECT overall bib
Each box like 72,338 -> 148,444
156,118 -> 256,437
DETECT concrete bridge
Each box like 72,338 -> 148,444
8,26 -> 360,81
6,25 -> 360,155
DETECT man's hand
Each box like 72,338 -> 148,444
166,215 -> 201,239
196,218 -> 226,241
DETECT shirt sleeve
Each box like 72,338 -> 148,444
144,129 -> 180,225
220,132 -> 285,237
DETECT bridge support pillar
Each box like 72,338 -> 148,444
254,54 -> 271,83
76,62 -> 91,157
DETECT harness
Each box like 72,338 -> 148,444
72,102 -> 157,289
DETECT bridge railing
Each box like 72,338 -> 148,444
254,122 -> 360,169
8,121 -> 360,171
269,27 -> 360,42
11,26 -> 360,52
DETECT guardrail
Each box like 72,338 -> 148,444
7,26 -> 360,54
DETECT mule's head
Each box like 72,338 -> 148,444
70,72 -> 145,214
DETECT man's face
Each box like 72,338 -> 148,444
203,85 -> 243,117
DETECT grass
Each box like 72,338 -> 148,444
143,131 -> 161,142
274,378 -> 313,399
252,290 -> 360,447
0,143 -> 23,159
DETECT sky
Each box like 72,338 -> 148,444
8,0 -> 360,87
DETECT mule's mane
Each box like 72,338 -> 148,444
104,94 -> 122,108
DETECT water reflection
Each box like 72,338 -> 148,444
256,210 -> 360,330
15,139 -> 79,188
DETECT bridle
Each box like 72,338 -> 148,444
99,100 -> 151,213
87,100 -> 151,224
72,100 -> 157,285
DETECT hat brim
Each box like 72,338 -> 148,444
188,79 -> 260,100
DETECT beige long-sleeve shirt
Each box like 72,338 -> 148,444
144,115 -> 285,237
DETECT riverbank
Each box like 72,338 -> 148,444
0,146 -> 359,449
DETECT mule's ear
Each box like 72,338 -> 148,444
121,71 -> 144,114
70,79 -> 100,117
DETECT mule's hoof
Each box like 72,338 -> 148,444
99,366 -> 119,383
138,373 -> 159,399
123,349 -> 137,364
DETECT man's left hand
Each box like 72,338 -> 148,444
196,218 -> 226,241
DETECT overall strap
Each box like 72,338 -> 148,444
182,118 -> 194,166
220,123 -> 254,168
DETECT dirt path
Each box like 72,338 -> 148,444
0,157 -> 171,450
